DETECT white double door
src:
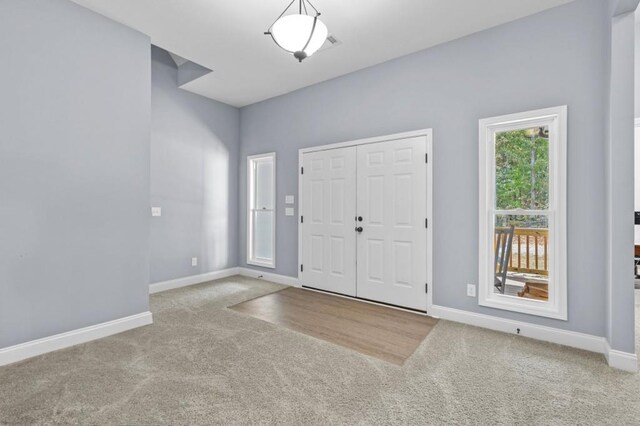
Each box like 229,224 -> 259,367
301,136 -> 428,311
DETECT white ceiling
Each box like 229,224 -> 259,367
72,0 -> 575,107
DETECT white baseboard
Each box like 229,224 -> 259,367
237,267 -> 299,287
432,304 -> 638,372
0,311 -> 153,367
605,341 -> 639,372
150,270 -> 637,372
148,267 -> 297,295
149,267 -> 240,294
431,304 -> 606,353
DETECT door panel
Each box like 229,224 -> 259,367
301,147 -> 357,295
356,137 -> 427,310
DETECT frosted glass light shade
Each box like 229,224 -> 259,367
271,14 -> 328,59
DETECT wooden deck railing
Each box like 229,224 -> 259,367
508,228 -> 549,276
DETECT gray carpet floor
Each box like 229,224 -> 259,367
1,276 -> 639,425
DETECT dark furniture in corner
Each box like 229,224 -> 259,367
494,226 -> 515,294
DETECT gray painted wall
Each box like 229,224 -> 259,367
606,11 -> 636,353
150,47 -> 240,283
635,22 -> 640,117
0,0 -> 151,347
239,0 -> 615,337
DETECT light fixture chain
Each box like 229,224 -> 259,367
305,0 -> 320,16
265,0 -> 297,33
301,15 -> 318,52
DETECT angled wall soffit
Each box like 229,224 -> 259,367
165,49 -> 213,87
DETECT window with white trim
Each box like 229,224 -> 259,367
479,106 -> 567,320
247,153 -> 276,268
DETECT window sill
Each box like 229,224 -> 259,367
479,294 -> 567,321
247,260 -> 276,269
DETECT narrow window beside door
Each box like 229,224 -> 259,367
247,153 -> 276,268
479,106 -> 567,320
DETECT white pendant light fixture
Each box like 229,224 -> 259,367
265,0 -> 328,62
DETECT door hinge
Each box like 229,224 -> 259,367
300,264 -> 304,272
301,215 -> 304,223
425,153 -> 428,163
425,218 -> 428,228
425,283 -> 428,293
301,166 -> 304,175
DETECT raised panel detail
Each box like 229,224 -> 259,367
311,158 -> 324,172
367,151 -> 384,167
356,135 -> 428,311
393,241 -> 412,286
394,147 -> 413,164
311,235 -> 324,272
311,180 -> 324,223
330,178 -> 345,224
366,239 -> 384,282
302,146 -> 357,297
394,173 -> 412,226
367,176 -> 384,225
330,156 -> 345,170
330,237 -> 345,275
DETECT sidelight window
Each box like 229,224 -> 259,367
479,106 -> 567,319
247,153 -> 276,268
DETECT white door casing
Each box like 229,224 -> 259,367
355,136 -> 428,310
301,147 -> 358,296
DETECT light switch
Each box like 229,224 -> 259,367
151,207 -> 162,217
285,195 -> 295,204
285,207 -> 294,216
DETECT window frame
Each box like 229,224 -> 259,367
247,152 -> 276,269
478,106 -> 567,320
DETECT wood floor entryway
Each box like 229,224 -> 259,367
229,287 -> 438,365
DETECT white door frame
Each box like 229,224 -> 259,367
298,129 -> 434,314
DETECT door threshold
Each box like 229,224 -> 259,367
301,285 -> 428,315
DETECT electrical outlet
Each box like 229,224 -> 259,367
191,257 -> 198,267
467,284 -> 476,297
151,207 -> 162,217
